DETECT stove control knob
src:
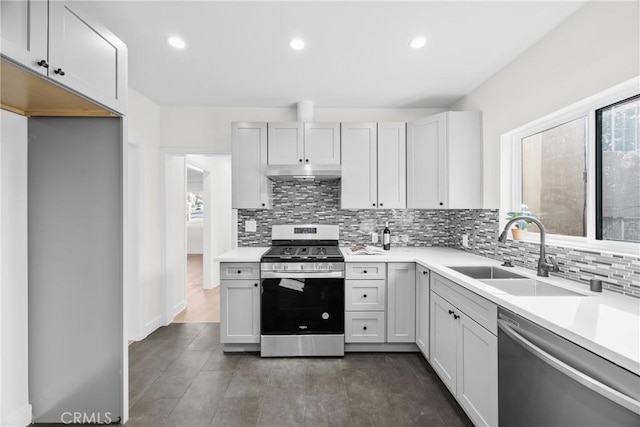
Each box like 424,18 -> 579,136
283,264 -> 288,271
328,264 -> 334,271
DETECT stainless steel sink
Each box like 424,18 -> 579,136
448,265 -> 526,280
479,278 -> 586,297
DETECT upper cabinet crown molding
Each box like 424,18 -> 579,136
407,111 -> 482,209
1,0 -> 128,116
267,122 -> 341,165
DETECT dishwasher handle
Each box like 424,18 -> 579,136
497,318 -> 640,415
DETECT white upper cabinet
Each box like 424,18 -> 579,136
304,122 -> 341,164
377,122 -> 406,209
407,112 -> 482,209
0,1 -> 127,114
341,123 -> 378,209
267,122 -> 304,165
232,122 -> 271,209
48,2 -> 128,114
341,122 -> 406,209
267,122 -> 341,165
0,0 -> 48,76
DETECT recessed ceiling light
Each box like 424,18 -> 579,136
289,38 -> 305,50
167,36 -> 186,49
409,37 -> 427,49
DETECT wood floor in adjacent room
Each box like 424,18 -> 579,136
173,254 -> 220,323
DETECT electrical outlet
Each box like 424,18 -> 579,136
462,234 -> 469,248
371,232 -> 378,243
245,220 -> 257,232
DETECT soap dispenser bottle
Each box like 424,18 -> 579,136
383,222 -> 391,251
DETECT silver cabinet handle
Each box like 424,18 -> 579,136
497,319 -> 640,415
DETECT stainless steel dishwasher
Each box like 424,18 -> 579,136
497,308 -> 640,427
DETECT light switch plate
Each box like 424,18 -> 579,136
371,232 -> 378,243
245,220 -> 257,232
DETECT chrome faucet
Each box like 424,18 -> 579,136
498,216 -> 560,277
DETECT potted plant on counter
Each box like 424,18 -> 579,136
506,205 -> 537,240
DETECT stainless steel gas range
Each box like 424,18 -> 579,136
260,224 -> 345,357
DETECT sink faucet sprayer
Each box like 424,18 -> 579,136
498,216 -> 560,277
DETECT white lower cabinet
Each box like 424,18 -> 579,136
430,273 -> 498,427
345,263 -> 387,344
458,311 -> 498,427
415,265 -> 430,359
345,311 -> 385,343
387,263 -> 416,343
220,263 -> 260,344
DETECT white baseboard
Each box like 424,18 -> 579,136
2,403 -> 32,427
204,278 -> 219,290
141,315 -> 163,339
173,300 -> 186,317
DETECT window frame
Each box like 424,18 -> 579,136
500,76 -> 640,255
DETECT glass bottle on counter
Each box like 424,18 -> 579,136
383,222 -> 391,251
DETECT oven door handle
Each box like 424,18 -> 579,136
261,271 -> 345,279
497,319 -> 640,415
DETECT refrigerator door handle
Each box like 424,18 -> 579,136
497,319 -> 640,415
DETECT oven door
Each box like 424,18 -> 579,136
261,276 -> 344,335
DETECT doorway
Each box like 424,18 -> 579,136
161,152 -> 234,325
174,163 -> 217,322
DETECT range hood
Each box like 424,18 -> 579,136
264,164 -> 341,181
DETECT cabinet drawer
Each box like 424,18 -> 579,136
220,263 -> 260,280
346,263 -> 386,280
431,273 -> 497,335
345,280 -> 385,311
345,312 -> 385,343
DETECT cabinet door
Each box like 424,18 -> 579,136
0,0 -> 48,75
377,122 -> 406,209
48,2 -> 128,114
430,291 -> 458,394
457,313 -> 498,427
407,114 -> 447,208
304,122 -> 341,164
220,279 -> 260,343
387,263 -> 416,343
232,123 -> 271,209
415,265 -> 430,359
268,122 -> 304,165
341,123 -> 377,209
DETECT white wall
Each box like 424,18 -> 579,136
450,1 -> 640,208
185,155 -> 233,288
165,156 -> 187,316
127,89 -> 163,338
206,157 -> 233,288
160,107 -> 444,151
0,110 -> 31,427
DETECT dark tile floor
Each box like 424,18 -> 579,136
127,323 -> 473,427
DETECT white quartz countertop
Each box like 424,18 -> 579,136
215,246 -> 640,375
214,247 -> 269,262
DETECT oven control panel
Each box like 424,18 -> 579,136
261,262 -> 345,273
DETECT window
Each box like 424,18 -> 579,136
596,95 -> 640,243
187,191 -> 203,222
501,77 -> 640,253
521,117 -> 587,237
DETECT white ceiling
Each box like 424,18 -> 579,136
79,1 -> 586,108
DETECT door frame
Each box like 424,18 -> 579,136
159,148 -> 232,325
